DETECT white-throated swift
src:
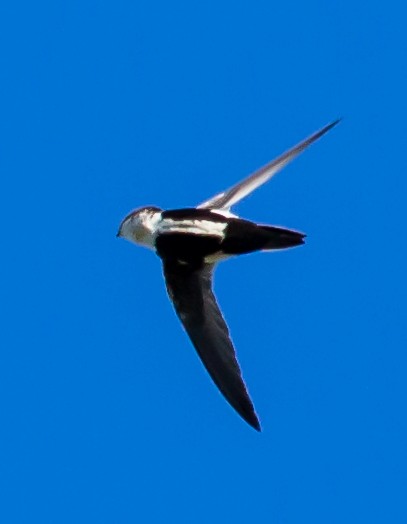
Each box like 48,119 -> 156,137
117,120 -> 339,431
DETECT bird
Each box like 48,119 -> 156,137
117,120 -> 340,431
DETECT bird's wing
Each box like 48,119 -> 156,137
162,259 -> 260,431
198,119 -> 340,211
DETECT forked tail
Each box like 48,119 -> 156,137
260,224 -> 305,250
222,219 -> 305,255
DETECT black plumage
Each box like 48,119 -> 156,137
117,120 -> 340,429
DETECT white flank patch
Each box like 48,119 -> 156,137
209,208 -> 238,218
204,251 -> 233,264
158,218 -> 227,237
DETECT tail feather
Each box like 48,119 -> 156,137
260,225 -> 305,250
222,219 -> 305,255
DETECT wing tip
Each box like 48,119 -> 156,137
242,409 -> 262,432
251,418 -> 262,432
314,118 -> 342,140
326,117 -> 342,130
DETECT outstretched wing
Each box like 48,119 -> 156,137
163,259 -> 260,431
198,119 -> 340,211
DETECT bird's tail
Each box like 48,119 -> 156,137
259,225 -> 305,250
222,220 -> 305,255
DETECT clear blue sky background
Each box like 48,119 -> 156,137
1,1 -> 406,522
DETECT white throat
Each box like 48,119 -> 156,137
120,208 -> 162,250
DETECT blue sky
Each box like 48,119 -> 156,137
1,1 -> 406,522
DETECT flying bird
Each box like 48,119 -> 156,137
117,120 -> 340,431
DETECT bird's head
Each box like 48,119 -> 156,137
117,206 -> 162,249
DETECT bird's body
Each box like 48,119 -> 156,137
117,120 -> 340,430
120,206 -> 305,266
